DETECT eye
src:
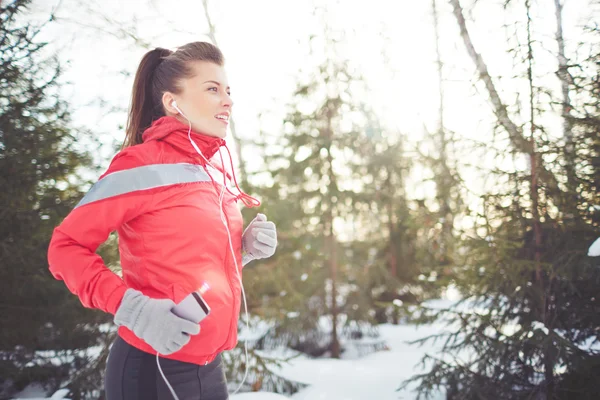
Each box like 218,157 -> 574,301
209,87 -> 218,92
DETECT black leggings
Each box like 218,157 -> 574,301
105,336 -> 229,400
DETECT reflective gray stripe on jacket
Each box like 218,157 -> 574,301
75,163 -> 213,209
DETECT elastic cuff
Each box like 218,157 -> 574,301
106,284 -> 129,315
114,288 -> 146,328
242,252 -> 254,266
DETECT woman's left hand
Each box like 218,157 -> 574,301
242,214 -> 277,265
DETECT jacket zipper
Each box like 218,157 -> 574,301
217,196 -> 239,354
202,162 -> 240,355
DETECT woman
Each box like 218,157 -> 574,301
47,42 -> 277,400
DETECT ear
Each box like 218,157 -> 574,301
162,92 -> 179,115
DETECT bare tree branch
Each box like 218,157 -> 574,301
449,0 -> 561,195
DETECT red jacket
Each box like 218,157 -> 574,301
48,116 -> 257,365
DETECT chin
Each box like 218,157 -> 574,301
196,127 -> 226,139
213,130 -> 228,139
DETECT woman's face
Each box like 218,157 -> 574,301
164,61 -> 233,138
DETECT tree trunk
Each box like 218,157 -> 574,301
328,215 -> 340,358
554,0 -> 576,196
432,0 -> 454,249
449,0 -> 560,197
324,105 -> 340,359
525,1 -> 554,397
386,172 -> 398,279
432,0 -> 445,136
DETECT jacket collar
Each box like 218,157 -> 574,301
142,116 -> 226,160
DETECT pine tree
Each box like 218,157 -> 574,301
553,23 -> 600,397
405,2 -> 600,399
353,0 -> 463,326
354,137 -> 416,325
0,1 -> 112,398
353,134 -> 441,325
242,30 -> 381,358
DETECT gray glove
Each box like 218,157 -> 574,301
114,288 -> 200,355
242,213 -> 277,266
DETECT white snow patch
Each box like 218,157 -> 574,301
238,318 -> 276,343
258,323 -> 447,400
531,321 -> 549,335
588,237 -> 600,257
11,386 -> 70,400
231,394 -> 290,399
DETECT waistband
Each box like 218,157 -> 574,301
118,327 -> 220,366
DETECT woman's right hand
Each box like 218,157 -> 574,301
114,288 -> 200,355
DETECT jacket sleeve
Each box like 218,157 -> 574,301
48,150 -> 154,315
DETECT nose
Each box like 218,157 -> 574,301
223,93 -> 233,108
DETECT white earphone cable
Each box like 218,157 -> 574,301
156,353 -> 180,400
174,105 -> 250,395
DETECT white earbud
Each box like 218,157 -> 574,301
173,100 -> 187,116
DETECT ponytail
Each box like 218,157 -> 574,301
122,43 -> 225,148
123,48 -> 173,148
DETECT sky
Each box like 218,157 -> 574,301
26,0 -> 597,220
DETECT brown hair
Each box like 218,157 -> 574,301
123,42 -> 225,148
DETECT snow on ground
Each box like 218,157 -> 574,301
233,320 -> 449,400
257,322 -> 446,400
12,386 -> 70,400
231,394 -> 291,400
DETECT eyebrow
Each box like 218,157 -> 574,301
203,80 -> 230,89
